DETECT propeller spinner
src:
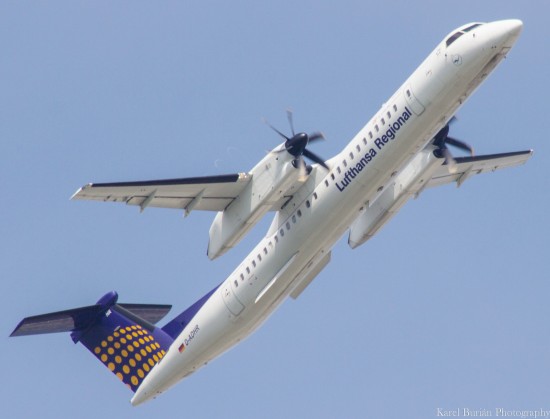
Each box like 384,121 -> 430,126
433,122 -> 475,173
265,110 -> 329,179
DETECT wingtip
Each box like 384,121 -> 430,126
9,322 -> 22,338
70,189 -> 81,201
70,183 -> 92,200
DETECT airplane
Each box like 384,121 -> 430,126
11,19 -> 532,406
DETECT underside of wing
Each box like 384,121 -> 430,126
426,150 -> 533,188
71,173 -> 252,213
348,148 -> 533,250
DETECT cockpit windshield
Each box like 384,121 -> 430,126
463,23 -> 482,32
446,23 -> 483,47
446,32 -> 463,47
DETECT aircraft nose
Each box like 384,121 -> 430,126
491,19 -> 523,48
501,19 -> 523,39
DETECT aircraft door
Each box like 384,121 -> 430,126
404,84 -> 425,115
221,281 -> 244,316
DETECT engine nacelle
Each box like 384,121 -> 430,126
348,147 -> 443,249
207,152 -> 302,260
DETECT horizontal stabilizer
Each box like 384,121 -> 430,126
10,304 -> 103,337
11,303 -> 172,337
116,304 -> 172,325
10,291 -> 175,393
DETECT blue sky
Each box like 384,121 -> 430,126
2,2 -> 549,418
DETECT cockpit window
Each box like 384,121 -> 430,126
463,23 -> 482,32
446,31 -> 463,47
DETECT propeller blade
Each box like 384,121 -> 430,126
297,157 -> 308,181
442,148 -> 458,174
263,118 -> 290,141
303,149 -> 329,170
265,112 -> 329,170
434,125 -> 450,145
286,109 -> 295,136
446,136 -> 475,156
308,132 -> 325,143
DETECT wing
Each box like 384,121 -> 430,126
347,149 -> 533,250
71,173 -> 252,214
426,150 -> 533,188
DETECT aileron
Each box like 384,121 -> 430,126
427,149 -> 533,188
72,172 -> 252,212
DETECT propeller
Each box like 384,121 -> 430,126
433,122 -> 474,173
264,110 -> 329,179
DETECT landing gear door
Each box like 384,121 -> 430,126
221,282 -> 244,316
404,84 -> 425,115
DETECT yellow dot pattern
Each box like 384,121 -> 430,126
92,325 -> 166,392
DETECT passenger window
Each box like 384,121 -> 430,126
286,222 -> 290,230
234,280 -> 238,287
349,152 -> 354,160
264,247 -> 268,255
297,209 -> 302,217
375,125 -> 379,132
252,260 -> 256,268
387,111 -> 391,119
337,166 -> 341,174
258,254 -> 261,262
369,132 -> 373,139
393,104 -> 397,112
292,215 -> 296,223
274,236 -> 278,243
381,117 -> 385,125
362,138 -> 367,145
246,267 -> 250,274
306,200 -> 311,208
330,173 -> 335,180
313,192 -> 318,200
325,180 -> 329,187
356,144 -> 360,152
343,159 -> 347,167
240,273 -> 244,281
280,229 -> 284,237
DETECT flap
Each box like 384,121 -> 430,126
427,150 -> 533,188
72,173 -> 252,213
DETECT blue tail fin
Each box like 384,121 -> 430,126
10,291 -> 174,392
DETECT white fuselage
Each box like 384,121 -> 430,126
131,19 -> 523,405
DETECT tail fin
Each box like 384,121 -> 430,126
10,291 -> 175,392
